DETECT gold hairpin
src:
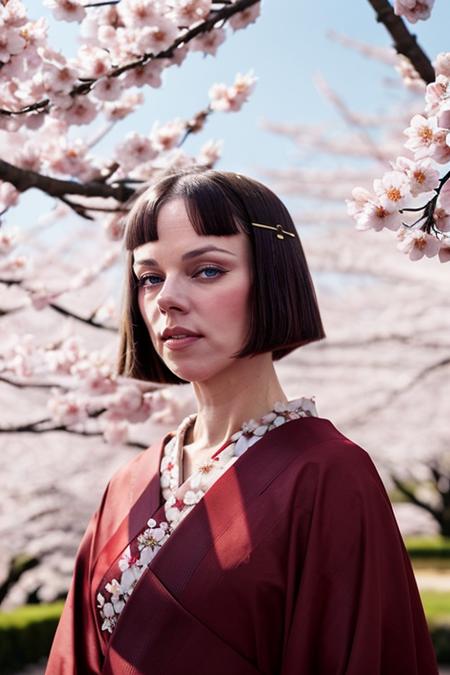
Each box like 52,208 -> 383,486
251,222 -> 296,240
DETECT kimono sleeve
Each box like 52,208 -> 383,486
45,496 -> 106,675
280,441 -> 439,675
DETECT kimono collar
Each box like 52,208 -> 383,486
169,396 -> 318,485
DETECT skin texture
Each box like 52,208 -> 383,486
133,199 -> 288,475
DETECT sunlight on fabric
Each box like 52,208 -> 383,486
204,466 -> 252,571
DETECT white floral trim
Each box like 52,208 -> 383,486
97,396 -> 317,634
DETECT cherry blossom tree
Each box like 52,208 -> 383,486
262,0 -> 450,536
0,0 -> 260,449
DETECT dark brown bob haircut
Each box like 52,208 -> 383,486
118,167 -> 325,384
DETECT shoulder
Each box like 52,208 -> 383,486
283,416 -> 387,503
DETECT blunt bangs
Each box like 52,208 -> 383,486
118,167 -> 326,384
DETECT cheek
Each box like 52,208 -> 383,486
208,279 -> 250,324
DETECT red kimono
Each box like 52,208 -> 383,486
46,416 -> 438,674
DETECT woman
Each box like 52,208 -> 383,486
46,168 -> 438,674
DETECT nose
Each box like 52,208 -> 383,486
156,277 -> 189,314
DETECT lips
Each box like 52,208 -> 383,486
161,326 -> 202,340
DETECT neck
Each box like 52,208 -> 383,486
184,353 -> 288,455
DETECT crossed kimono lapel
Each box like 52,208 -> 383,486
91,429 -> 174,600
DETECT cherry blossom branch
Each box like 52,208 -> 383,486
0,0 -> 260,117
366,0 -> 435,83
400,169 -> 450,233
390,475 -> 442,519
0,417 -> 148,449
0,158 -> 134,202
83,1 -> 120,7
47,302 -> 118,331
0,277 -> 117,331
0,375 -> 56,390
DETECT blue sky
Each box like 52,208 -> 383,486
8,1 -> 450,228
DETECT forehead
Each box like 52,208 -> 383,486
132,198 -> 249,263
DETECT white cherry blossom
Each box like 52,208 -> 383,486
434,52 -> 450,78
404,114 -> 439,159
356,201 -> 399,232
397,228 -> 441,260
392,156 -> 440,196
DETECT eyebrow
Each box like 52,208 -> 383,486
133,245 -> 237,268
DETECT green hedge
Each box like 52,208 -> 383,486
0,602 -> 64,673
0,600 -> 449,670
405,536 -> 450,560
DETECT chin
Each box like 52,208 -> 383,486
165,359 -> 232,384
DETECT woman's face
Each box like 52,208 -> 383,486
133,198 -> 253,383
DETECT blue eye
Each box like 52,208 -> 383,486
198,266 -> 222,279
138,266 -> 224,288
138,274 -> 162,287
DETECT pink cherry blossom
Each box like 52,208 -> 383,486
92,76 -> 123,102
47,392 -> 88,426
103,92 -> 144,121
356,201 -> 399,231
58,96 -> 98,125
433,207 -> 450,233
404,114 -> 438,158
170,0 -> 212,25
345,186 -> 373,218
41,61 -> 78,94
432,128 -> 450,164
228,3 -> 261,30
45,336 -> 87,375
0,229 -> 19,256
29,290 -> 62,310
0,182 -> 20,210
1,0 -> 27,28
122,62 -> 163,89
373,170 -> 411,210
103,214 -> 126,241
209,70 -> 257,112
104,385 -> 152,423
395,54 -> 425,92
0,28 -> 26,63
190,26 -> 226,56
0,255 -> 29,275
424,75 -> 448,116
393,0 -> 434,23
434,52 -> 450,78
197,139 -> 223,166
438,238 -> 450,262
136,19 -> 179,54
103,421 -> 129,445
93,298 -> 118,324
150,119 -> 185,151
43,0 -> 86,23
115,132 -> 157,171
75,45 -> 111,79
47,139 -> 93,179
84,369 -> 117,395
392,156 -> 440,196
439,104 -> 450,131
439,181 -> 450,211
118,0 -> 160,28
397,228 -> 441,260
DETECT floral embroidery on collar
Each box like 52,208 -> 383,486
97,396 -> 317,634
